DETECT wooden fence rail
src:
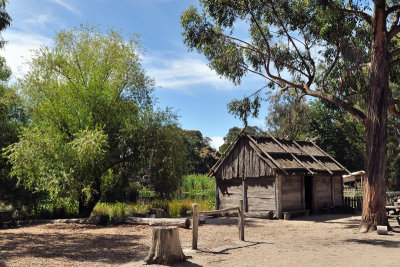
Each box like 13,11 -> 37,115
192,200 -> 244,250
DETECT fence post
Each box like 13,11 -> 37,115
238,200 -> 244,241
192,204 -> 199,250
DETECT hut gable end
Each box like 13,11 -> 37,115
211,136 -> 276,180
209,134 -> 349,179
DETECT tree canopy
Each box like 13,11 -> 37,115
6,25 -> 186,217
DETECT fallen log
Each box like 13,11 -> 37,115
245,211 -> 274,219
125,217 -> 191,229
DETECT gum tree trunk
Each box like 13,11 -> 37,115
360,1 -> 390,232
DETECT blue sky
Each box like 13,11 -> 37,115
1,0 -> 270,149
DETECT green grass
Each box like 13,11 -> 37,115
91,202 -> 150,218
175,174 -> 215,201
91,197 -> 215,219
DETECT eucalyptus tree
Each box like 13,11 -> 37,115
181,0 -> 400,231
6,25 -> 166,217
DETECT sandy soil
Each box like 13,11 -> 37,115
1,214 -> 400,266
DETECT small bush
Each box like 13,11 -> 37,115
151,199 -> 169,214
168,200 -> 181,218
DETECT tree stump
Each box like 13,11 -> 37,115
145,226 -> 186,265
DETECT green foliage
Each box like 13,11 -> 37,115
266,92 -> 310,140
306,99 -> 365,172
91,202 -> 150,219
228,95 -> 261,127
219,126 -> 263,153
183,130 -> 220,174
175,174 -> 215,201
151,199 -> 170,214
137,109 -> 187,197
6,24 -> 184,217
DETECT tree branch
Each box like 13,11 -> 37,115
268,0 -> 312,79
390,58 -> 400,68
322,43 -> 343,90
246,2 -> 302,90
223,34 -> 309,77
389,25 -> 400,40
387,4 -> 400,15
337,63 -> 371,96
301,84 -> 367,126
388,88 -> 400,118
389,9 -> 400,32
335,7 -> 372,25
389,48 -> 400,60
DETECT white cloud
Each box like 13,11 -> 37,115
23,14 -> 57,26
210,136 -> 224,150
48,0 -> 80,15
144,55 -> 235,91
1,30 -> 52,79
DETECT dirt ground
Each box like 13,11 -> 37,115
1,214 -> 400,267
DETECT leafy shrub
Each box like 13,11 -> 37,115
151,199 -> 169,214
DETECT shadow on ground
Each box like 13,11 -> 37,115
346,238 -> 400,248
196,241 -> 267,255
203,217 -> 261,227
0,227 -> 149,265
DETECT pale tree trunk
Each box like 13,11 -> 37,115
360,1 -> 390,232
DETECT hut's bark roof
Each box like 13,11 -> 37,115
209,133 -> 350,177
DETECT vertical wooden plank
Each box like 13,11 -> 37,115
301,176 -> 305,210
242,178 -> 248,212
341,175 -> 344,207
192,204 -> 199,250
238,200 -> 244,241
330,175 -> 335,207
312,176 -> 318,214
276,175 -> 282,218
232,146 -> 238,178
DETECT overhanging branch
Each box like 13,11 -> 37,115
301,84 -> 367,126
335,7 -> 372,25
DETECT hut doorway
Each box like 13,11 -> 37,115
304,176 -> 313,212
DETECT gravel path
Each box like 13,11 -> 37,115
1,214 -> 400,266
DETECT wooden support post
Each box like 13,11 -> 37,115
192,204 -> 199,250
242,178 -> 248,212
330,176 -> 335,207
215,181 -> 220,210
301,176 -> 305,210
276,175 -> 282,218
238,200 -> 244,241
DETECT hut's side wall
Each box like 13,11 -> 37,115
281,175 -> 303,211
315,175 -> 332,209
217,180 -> 242,209
333,175 -> 343,206
247,177 -> 276,211
216,177 -> 276,211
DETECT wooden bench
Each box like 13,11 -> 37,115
283,210 -> 310,220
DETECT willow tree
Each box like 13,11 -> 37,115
6,25 -> 170,217
181,0 -> 400,231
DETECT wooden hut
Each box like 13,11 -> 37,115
208,133 -> 350,218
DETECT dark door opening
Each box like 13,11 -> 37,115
304,176 -> 313,212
